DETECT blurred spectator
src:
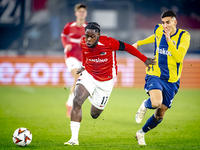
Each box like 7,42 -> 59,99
32,0 -> 47,11
46,0 -> 65,42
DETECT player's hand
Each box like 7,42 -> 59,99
64,44 -> 72,53
132,42 -> 139,49
76,66 -> 85,75
163,27 -> 171,42
145,57 -> 156,71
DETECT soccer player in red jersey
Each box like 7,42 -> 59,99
61,3 -> 87,118
64,22 -> 156,145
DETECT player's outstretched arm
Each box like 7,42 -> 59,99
132,42 -> 139,49
114,39 -> 156,66
133,34 -> 155,48
123,42 -> 156,68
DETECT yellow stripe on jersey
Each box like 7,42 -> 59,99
137,24 -> 190,83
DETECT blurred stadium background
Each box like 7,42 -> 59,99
0,0 -> 200,88
1,1 -> 200,149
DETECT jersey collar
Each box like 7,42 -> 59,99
170,28 -> 178,38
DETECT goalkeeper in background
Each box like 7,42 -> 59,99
133,10 -> 190,145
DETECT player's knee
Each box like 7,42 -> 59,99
91,112 -> 100,119
151,100 -> 162,108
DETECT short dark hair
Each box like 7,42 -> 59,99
85,22 -> 101,33
161,10 -> 176,19
74,3 -> 87,12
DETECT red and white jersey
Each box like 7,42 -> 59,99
61,21 -> 87,61
80,35 -> 121,81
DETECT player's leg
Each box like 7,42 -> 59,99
71,84 -> 90,121
65,68 -> 80,117
65,70 -> 95,145
64,84 -> 90,146
148,89 -> 163,108
135,76 -> 163,124
142,104 -> 168,132
144,81 -> 179,130
65,57 -> 82,118
136,80 -> 179,145
70,69 -> 80,95
90,105 -> 103,119
136,104 -> 168,145
135,89 -> 163,124
89,78 -> 114,119
135,89 -> 163,145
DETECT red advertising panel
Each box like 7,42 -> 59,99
0,56 -> 199,88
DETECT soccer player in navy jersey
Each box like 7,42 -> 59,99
133,11 -> 190,145
64,22 -> 156,145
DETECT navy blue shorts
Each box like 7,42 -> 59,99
144,75 -> 180,108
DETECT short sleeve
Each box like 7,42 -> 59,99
108,37 -> 120,50
62,23 -> 70,35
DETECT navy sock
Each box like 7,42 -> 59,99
142,114 -> 162,133
144,98 -> 155,109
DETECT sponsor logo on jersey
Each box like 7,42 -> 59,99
98,42 -> 104,46
100,52 -> 106,55
148,83 -> 153,87
157,48 -> 172,56
172,40 -> 176,45
156,36 -> 160,40
88,58 -> 108,63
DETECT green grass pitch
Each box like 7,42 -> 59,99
0,86 -> 200,150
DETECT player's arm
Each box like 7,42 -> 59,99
77,66 -> 85,75
132,34 -> 155,49
168,32 -> 190,63
118,40 -> 156,69
77,41 -> 86,75
77,53 -> 86,75
61,23 -> 72,52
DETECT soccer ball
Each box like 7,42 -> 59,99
12,127 -> 32,147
